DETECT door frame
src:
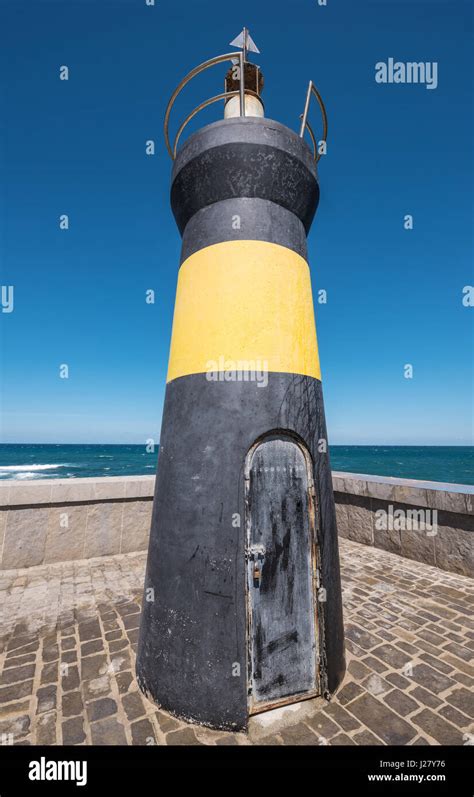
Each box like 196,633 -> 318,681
244,430 -> 321,716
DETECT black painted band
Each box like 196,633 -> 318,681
137,371 -> 345,730
171,142 -> 319,236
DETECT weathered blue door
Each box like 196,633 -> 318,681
246,436 -> 319,711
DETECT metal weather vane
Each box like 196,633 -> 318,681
229,27 -> 260,62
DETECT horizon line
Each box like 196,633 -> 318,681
0,442 -> 472,448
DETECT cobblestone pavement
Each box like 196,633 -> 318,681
0,540 -> 473,746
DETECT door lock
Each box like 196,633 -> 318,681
253,559 -> 262,587
247,544 -> 266,588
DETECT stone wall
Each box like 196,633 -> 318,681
333,473 -> 473,578
0,473 -> 472,576
0,477 -> 154,570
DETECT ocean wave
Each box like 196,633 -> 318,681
0,472 -> 47,480
0,464 -> 67,471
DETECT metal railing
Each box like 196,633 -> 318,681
164,53 -> 328,163
299,80 -> 328,163
164,50 -> 246,160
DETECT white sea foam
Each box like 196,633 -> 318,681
0,464 -> 64,471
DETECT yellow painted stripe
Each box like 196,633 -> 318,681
167,240 -> 321,383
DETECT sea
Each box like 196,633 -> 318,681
0,444 -> 472,485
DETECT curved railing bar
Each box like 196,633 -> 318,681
173,91 -> 239,159
299,114 -> 317,161
164,51 -> 245,160
173,89 -> 263,159
299,80 -> 328,163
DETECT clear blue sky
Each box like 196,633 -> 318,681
0,0 -> 472,445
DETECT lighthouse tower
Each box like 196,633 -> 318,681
136,30 -> 345,731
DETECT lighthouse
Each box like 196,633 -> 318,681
136,30 -> 345,731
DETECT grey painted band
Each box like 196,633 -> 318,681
180,198 -> 308,263
172,116 -> 317,182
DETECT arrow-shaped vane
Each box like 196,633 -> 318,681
229,27 -> 260,60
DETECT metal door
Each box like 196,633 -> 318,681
245,435 -> 320,713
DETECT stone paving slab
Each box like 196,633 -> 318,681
0,540 -> 472,746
